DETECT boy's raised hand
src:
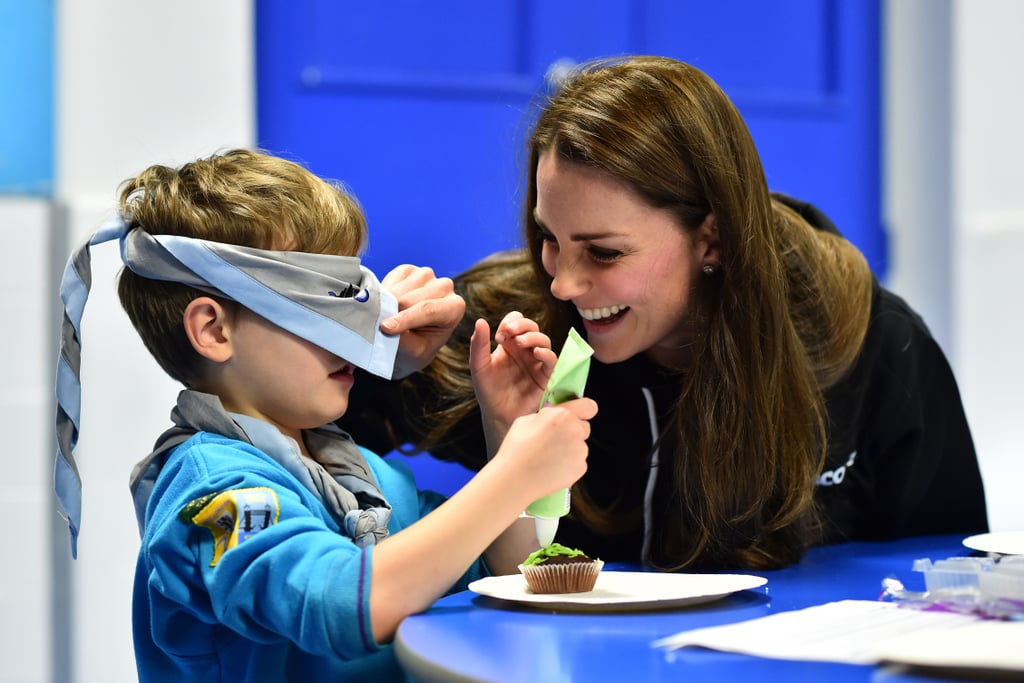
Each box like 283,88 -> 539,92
469,312 -> 558,457
379,265 -> 466,378
493,397 -> 598,500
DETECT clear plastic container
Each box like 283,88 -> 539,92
913,557 -> 992,597
979,556 -> 1024,602
908,556 -> 1024,618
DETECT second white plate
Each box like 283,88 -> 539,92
963,531 -> 1024,556
468,571 -> 767,612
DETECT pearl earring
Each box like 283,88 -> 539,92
702,263 -> 716,276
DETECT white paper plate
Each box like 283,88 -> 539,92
963,531 -> 1024,556
468,571 -> 767,612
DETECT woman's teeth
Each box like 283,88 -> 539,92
578,305 -> 628,321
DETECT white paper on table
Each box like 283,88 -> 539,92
652,599 -> 1024,671
876,618 -> 1024,674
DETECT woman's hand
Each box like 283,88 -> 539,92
380,265 -> 466,379
469,312 -> 558,457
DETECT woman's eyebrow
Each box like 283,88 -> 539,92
568,231 -> 619,241
533,213 -> 621,241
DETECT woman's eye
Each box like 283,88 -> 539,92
588,246 -> 622,262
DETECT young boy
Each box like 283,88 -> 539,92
54,149 -> 596,681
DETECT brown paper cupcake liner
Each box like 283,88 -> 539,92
518,559 -> 605,594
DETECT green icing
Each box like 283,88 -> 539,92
523,542 -> 588,566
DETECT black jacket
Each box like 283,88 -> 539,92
340,200 -> 988,564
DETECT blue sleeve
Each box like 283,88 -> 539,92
365,448 -> 491,590
139,436 -> 489,666
140,435 -> 381,662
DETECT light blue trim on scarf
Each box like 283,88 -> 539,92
55,213 -> 398,556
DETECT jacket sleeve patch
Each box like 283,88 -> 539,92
180,487 -> 280,566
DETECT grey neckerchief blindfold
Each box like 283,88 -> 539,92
54,213 -> 399,557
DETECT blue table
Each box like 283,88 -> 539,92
395,534 -> 991,682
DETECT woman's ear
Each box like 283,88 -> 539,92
183,297 -> 233,363
696,212 -> 721,265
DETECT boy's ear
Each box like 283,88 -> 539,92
183,297 -> 233,363
697,212 -> 721,264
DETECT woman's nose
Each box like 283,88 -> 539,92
549,258 -> 589,301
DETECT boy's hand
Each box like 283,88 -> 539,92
380,265 -> 466,379
494,397 -> 598,499
469,313 -> 558,457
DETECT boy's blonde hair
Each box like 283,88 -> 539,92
116,148 -> 368,385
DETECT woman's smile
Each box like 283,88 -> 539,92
577,304 -> 630,322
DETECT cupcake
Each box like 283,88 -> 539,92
519,543 -> 604,594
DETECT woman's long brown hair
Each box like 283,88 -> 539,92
405,57 -> 872,570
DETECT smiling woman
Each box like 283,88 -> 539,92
338,55 -> 988,573
533,152 -> 713,369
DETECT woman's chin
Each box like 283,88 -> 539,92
588,343 -> 635,366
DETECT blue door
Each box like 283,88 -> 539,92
256,0 -> 882,493
256,0 -> 883,279
0,0 -> 53,195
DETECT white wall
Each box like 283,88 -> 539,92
952,0 -> 1024,532
3,2 -> 1015,682
0,198 -> 55,683
885,0 -> 1024,533
52,2 -> 254,682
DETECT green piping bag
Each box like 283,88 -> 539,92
525,327 -> 594,546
